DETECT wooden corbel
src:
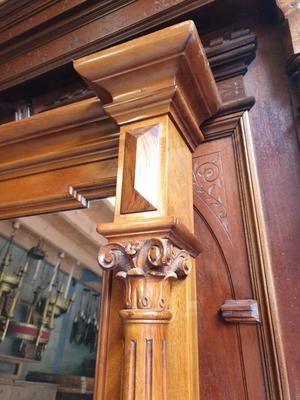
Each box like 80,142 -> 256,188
74,21 -> 220,400
220,299 -> 261,324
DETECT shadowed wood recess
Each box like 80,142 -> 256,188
74,21 -> 220,400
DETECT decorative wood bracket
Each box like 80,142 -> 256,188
205,28 -> 257,116
220,299 -> 260,324
205,28 -> 257,82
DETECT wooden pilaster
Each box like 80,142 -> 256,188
74,21 -> 220,400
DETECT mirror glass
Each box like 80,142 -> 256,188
0,198 -> 114,396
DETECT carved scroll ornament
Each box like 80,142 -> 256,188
98,238 -> 191,316
98,238 -> 193,398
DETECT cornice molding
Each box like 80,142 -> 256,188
0,0 -> 215,91
204,27 -> 257,116
74,20 -> 221,149
0,97 -> 119,181
205,28 -> 257,81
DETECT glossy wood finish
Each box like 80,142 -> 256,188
0,97 -> 118,218
0,3 -> 298,400
75,21 -> 220,399
74,21 -> 221,150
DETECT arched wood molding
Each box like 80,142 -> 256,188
74,21 -> 220,399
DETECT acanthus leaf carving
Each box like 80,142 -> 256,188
98,238 -> 190,312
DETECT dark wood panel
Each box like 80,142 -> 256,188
0,0 -> 214,91
245,18 -> 300,400
193,134 -> 268,399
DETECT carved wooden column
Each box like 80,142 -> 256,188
74,21 -> 220,400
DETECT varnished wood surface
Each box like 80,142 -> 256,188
96,114 -> 203,400
74,20 -> 220,400
194,115 -> 270,400
74,20 -> 221,150
0,97 -> 118,180
0,95 -> 118,218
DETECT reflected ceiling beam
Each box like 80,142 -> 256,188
17,214 -> 100,276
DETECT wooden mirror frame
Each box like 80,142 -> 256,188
0,21 -> 220,399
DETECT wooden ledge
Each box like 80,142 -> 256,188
74,21 -> 221,150
97,216 -> 202,257
0,97 -> 119,183
0,97 -> 116,146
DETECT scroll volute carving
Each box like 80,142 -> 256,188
97,218 -> 201,399
98,238 -> 191,318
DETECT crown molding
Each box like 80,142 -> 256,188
74,21 -> 221,150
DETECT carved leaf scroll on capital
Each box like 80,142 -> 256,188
98,239 -> 191,311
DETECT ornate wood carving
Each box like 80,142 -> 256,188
220,299 -> 260,324
97,217 -> 201,400
193,151 -> 230,237
98,237 -> 191,398
0,20 -> 218,399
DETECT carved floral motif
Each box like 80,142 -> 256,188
193,151 -> 230,237
98,238 -> 190,311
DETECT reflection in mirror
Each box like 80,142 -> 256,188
0,199 -> 114,399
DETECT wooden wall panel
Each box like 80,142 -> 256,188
193,133 -> 269,399
244,18 -> 300,400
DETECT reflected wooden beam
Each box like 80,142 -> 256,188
0,97 -> 118,219
17,215 -> 100,276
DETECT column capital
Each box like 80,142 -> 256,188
74,20 -> 220,150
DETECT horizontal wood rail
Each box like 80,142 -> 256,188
0,97 -> 118,218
